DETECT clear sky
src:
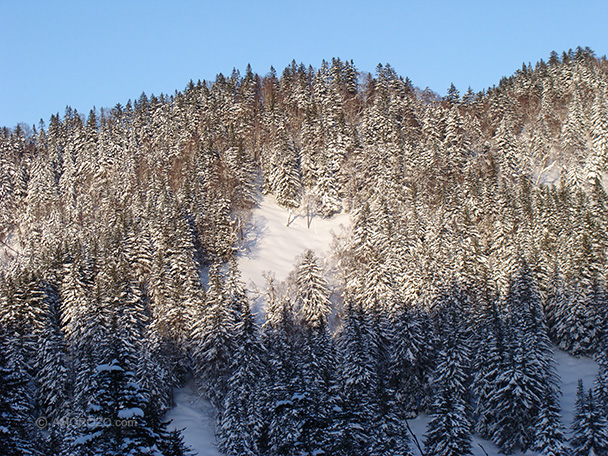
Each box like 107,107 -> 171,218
1,0 -> 608,129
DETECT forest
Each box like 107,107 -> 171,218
1,46 -> 608,456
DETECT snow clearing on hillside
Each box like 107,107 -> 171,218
237,194 -> 350,292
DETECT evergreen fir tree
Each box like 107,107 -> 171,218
69,356 -> 190,456
534,389 -> 570,456
0,332 -> 40,456
389,306 -> 428,414
570,380 -> 608,456
424,288 -> 473,456
215,260 -> 264,454
216,299 -> 265,455
294,249 -> 332,329
472,297 -> 506,441
190,263 -> 237,407
273,142 -> 302,216
482,262 -> 561,453
331,300 -> 379,455
35,281 -> 71,430
263,298 -> 311,456
488,333 -> 540,454
596,349 -> 608,415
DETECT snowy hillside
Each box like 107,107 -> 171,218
170,197 -> 600,456
169,196 -> 349,454
5,51 -> 608,456
407,348 -> 599,456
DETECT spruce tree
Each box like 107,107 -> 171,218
0,333 -> 40,456
534,389 -> 570,456
294,249 -> 332,329
69,360 -> 146,455
424,349 -> 472,456
274,144 -> 302,216
488,333 -> 540,454
35,281 -> 71,440
596,352 -> 608,415
216,260 -> 265,454
570,380 -> 608,456
217,299 -> 265,455
472,298 -> 506,441
389,306 -> 428,414
483,263 -> 560,453
263,295 -> 318,456
333,303 -> 375,454
190,263 -> 237,407
331,300 -> 410,456
424,288 -> 473,456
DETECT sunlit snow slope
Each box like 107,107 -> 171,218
237,194 -> 350,293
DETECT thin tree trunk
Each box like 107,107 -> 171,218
306,203 -> 311,229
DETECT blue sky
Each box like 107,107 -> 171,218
1,0 -> 608,129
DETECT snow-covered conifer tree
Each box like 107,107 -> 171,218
70,359 -> 171,456
390,306 -> 429,414
424,287 -> 473,456
472,298 -> 507,441
570,380 -> 608,456
534,389 -> 570,456
217,295 -> 265,455
35,282 -> 71,424
0,332 -> 40,456
190,263 -> 237,407
332,300 -> 378,454
294,249 -> 332,329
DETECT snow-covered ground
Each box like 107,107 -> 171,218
166,381 -> 220,456
406,412 -> 509,456
237,194 -> 349,300
169,196 -> 600,456
554,347 -> 598,433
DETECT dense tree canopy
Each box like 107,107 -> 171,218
1,48 -> 608,455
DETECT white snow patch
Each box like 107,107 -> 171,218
95,363 -> 123,373
237,194 -> 349,295
73,430 -> 103,445
165,380 -> 219,456
117,407 -> 144,419
554,347 -> 598,432
407,412 -> 527,456
275,399 -> 293,407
